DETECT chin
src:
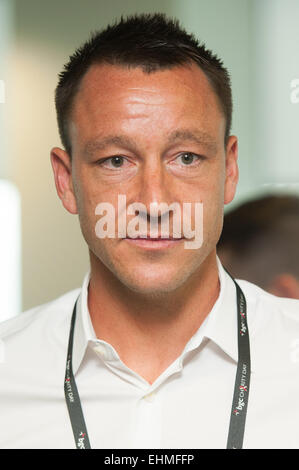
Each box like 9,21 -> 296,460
117,267 -> 191,297
122,281 -> 181,297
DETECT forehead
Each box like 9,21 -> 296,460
69,62 -> 225,146
74,61 -> 221,110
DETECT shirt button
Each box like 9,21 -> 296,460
143,392 -> 156,403
94,344 -> 108,359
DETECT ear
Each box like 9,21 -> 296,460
224,136 -> 239,205
50,147 -> 78,214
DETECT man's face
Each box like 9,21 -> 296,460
51,62 -> 238,295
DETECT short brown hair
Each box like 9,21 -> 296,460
54,12 -> 233,157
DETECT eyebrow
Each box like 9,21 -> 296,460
167,129 -> 218,152
83,128 -> 218,156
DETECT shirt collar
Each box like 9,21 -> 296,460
72,257 -> 241,375
203,257 -> 239,363
72,269 -> 94,374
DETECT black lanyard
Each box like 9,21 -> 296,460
64,274 -> 251,449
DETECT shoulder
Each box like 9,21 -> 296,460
0,287 -> 82,425
237,277 -> 299,321
0,287 -> 81,342
235,278 -> 299,372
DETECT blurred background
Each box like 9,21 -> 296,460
0,0 -> 298,320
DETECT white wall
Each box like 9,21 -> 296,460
0,180 -> 21,320
0,0 -> 14,178
251,0 -> 299,196
0,0 -> 22,321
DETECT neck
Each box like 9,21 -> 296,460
87,250 -> 220,384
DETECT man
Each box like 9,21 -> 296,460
218,194 -> 299,298
1,13 -> 299,449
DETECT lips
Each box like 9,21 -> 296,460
124,235 -> 185,250
126,236 -> 183,240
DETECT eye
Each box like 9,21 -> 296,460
176,152 -> 202,166
110,156 -> 124,167
98,156 -> 126,169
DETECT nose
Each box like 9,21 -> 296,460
126,156 -> 183,238
136,157 -> 173,218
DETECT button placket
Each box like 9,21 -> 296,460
143,391 -> 156,403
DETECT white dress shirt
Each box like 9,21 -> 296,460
1,257 -> 299,449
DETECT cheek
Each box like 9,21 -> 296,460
74,181 -> 123,251
201,176 -> 226,241
74,168 -> 108,217
73,177 -> 101,243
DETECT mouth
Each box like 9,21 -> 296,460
125,236 -> 184,250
